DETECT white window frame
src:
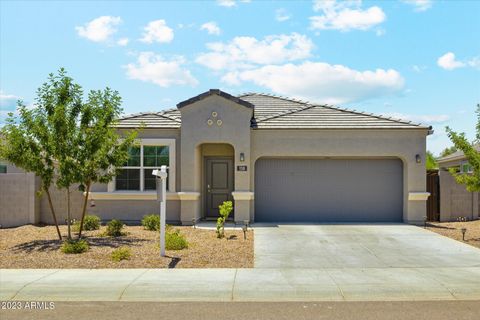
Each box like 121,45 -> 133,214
460,161 -> 473,174
108,138 -> 176,192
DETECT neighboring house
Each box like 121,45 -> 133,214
437,145 -> 480,221
0,89 -> 432,227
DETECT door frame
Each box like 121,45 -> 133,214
203,156 -> 235,219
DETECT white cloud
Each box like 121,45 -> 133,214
437,52 -> 465,70
401,0 -> 433,12
75,16 -> 122,42
200,22 -> 221,35
383,112 -> 450,124
222,61 -> 404,104
117,38 -> 129,46
196,33 -> 314,70
275,8 -> 291,22
0,91 -> 20,110
310,0 -> 385,31
375,28 -> 386,36
140,20 -> 174,44
412,65 -> 427,73
217,0 -> 236,7
124,52 -> 198,87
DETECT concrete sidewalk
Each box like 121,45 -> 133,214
2,267 -> 480,302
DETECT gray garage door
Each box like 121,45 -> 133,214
255,158 -> 403,222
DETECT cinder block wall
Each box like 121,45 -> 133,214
440,170 -> 479,221
39,185 -> 85,225
0,173 -> 40,227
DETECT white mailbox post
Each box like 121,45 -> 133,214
152,165 -> 168,257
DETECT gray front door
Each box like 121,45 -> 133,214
205,157 -> 234,218
255,158 -> 403,222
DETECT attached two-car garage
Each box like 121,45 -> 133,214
254,158 -> 403,222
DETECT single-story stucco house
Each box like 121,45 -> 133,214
437,145 -> 479,221
0,89 -> 432,227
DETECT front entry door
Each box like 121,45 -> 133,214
205,158 -> 234,218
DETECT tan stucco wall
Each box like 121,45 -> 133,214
178,95 -> 253,223
250,129 -> 429,223
88,199 -> 180,223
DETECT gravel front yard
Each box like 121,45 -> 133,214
427,220 -> 480,249
0,225 -> 254,268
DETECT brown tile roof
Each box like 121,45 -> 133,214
437,144 -> 480,163
117,92 -> 432,130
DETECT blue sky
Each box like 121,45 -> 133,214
1,0 -> 479,155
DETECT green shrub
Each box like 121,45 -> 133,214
106,219 -> 125,237
61,239 -> 89,254
82,215 -> 101,231
216,201 -> 233,238
166,229 -> 188,250
142,214 -> 160,231
111,247 -> 131,262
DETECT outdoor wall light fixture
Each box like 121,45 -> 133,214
240,152 -> 245,162
415,154 -> 421,163
192,218 -> 196,229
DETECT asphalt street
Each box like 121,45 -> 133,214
2,301 -> 480,320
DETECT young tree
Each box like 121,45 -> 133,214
1,69 -> 137,241
74,88 -> 137,238
445,104 -> 480,192
426,151 -> 438,170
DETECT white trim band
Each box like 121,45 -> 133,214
408,192 -> 430,201
177,192 -> 201,201
86,192 -> 179,200
231,191 -> 254,200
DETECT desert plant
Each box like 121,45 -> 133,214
142,214 -> 160,231
216,201 -> 233,238
106,219 -> 125,237
111,247 -> 131,262
82,214 -> 101,231
165,229 -> 189,250
61,239 -> 89,254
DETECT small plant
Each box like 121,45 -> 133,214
111,247 -> 132,262
61,239 -> 89,254
82,215 -> 101,231
106,219 -> 125,237
166,229 -> 189,250
216,201 -> 233,238
142,214 -> 160,231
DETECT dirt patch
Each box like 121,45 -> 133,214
426,220 -> 480,249
0,225 -> 253,268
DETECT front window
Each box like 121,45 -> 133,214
460,161 -> 473,173
0,164 -> 6,174
116,145 -> 169,191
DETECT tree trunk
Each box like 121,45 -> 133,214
77,182 -> 91,239
45,187 -> 62,240
67,187 -> 71,240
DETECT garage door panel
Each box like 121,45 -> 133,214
254,159 -> 403,222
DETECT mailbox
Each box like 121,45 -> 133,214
152,166 -> 168,202
152,165 -> 168,257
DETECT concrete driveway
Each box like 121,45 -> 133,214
254,224 -> 480,268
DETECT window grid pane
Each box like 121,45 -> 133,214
143,146 -> 169,167
144,169 -> 169,191
116,169 -> 140,190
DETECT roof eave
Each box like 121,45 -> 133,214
177,89 -> 254,109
